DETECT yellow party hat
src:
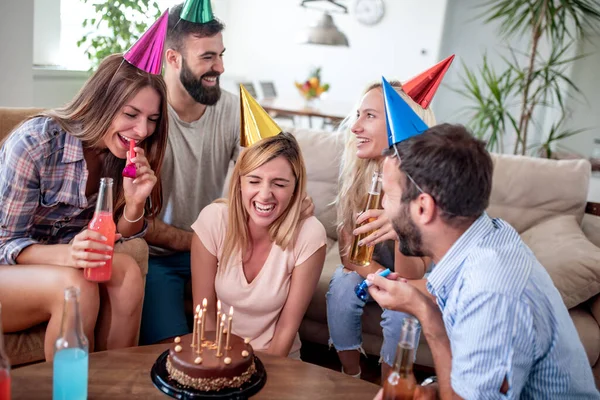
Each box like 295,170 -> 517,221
240,84 -> 281,147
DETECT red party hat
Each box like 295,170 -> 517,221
123,10 -> 169,75
402,54 -> 455,108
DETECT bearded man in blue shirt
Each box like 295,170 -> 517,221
368,123 -> 599,399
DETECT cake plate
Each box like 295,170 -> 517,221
151,350 -> 267,400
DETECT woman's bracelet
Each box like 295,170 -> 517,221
123,205 -> 145,223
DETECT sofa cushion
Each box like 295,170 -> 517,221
4,323 -> 46,366
290,128 -> 344,241
0,107 -> 44,144
520,215 -> 600,309
487,154 -> 590,233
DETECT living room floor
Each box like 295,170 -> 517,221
300,341 -> 435,386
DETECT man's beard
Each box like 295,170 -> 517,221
391,204 -> 426,258
180,57 -> 221,105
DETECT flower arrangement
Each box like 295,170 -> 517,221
295,67 -> 330,102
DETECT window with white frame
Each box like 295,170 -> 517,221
35,0 -> 186,71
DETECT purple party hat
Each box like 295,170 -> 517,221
123,10 -> 169,75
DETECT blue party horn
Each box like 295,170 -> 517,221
355,268 -> 391,301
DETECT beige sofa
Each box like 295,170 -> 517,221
0,107 -> 149,366
289,126 -> 600,387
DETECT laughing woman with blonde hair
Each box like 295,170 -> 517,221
327,79 -> 437,379
191,132 -> 327,358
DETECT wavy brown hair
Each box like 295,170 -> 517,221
41,53 -> 168,220
218,132 -> 306,270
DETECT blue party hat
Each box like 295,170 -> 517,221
382,76 -> 429,147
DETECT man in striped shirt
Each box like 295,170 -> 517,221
368,124 -> 599,399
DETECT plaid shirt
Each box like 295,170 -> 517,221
0,116 -> 146,265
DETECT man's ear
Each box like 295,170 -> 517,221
165,48 -> 181,69
413,193 -> 436,225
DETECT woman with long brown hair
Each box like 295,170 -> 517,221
191,133 -> 326,358
0,53 -> 168,360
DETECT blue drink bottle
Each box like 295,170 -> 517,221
53,287 -> 89,400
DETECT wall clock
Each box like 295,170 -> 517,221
354,0 -> 385,26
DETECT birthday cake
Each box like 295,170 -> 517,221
166,331 -> 256,391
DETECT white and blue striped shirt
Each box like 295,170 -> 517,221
427,213 -> 599,399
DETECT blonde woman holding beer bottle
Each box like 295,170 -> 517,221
326,79 -> 436,379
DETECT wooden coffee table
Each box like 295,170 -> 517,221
11,343 -> 380,399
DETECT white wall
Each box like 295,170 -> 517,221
0,0 -> 34,107
219,0 -> 447,107
33,69 -> 89,108
560,33 -> 600,158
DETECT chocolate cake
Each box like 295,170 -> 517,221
166,331 -> 255,391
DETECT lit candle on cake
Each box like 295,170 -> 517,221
201,298 -> 207,340
191,304 -> 200,348
217,313 -> 226,357
216,300 -> 222,330
196,309 -> 203,354
226,306 -> 233,351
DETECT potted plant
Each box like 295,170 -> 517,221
456,0 -> 600,157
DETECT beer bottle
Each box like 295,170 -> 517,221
349,170 -> 383,266
383,317 -> 419,400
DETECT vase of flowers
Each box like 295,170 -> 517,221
295,67 -> 330,108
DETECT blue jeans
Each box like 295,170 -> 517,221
139,252 -> 191,345
326,265 -> 420,366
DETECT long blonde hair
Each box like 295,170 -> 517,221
219,132 -> 307,269
41,54 -> 168,220
336,81 -> 436,255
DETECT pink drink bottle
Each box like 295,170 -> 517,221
84,178 -> 115,282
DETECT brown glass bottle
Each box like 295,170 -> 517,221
349,171 -> 383,266
383,317 -> 419,400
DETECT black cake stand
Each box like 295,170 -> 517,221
151,349 -> 267,400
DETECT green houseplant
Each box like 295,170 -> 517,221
77,0 -> 162,70
456,0 -> 600,157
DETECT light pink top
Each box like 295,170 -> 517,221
191,202 -> 326,355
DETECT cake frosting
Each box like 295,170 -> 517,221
166,331 -> 255,391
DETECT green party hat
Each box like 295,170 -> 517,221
180,0 -> 214,24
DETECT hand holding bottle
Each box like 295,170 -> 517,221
353,209 -> 398,248
349,171 -> 383,266
122,146 -> 156,207
67,229 -> 120,269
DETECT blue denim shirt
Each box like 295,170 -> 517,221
0,116 -> 146,265
427,213 -> 599,399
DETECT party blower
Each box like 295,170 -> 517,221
355,268 -> 391,301
122,140 -> 137,179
